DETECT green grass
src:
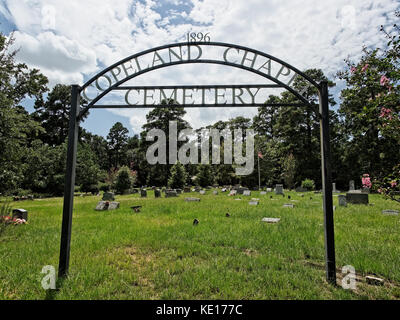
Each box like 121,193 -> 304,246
1,191 -> 400,300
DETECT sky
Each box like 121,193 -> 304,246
0,0 -> 399,137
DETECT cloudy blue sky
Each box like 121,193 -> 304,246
0,0 -> 398,137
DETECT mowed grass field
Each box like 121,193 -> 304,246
1,190 -> 400,300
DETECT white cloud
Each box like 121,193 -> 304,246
1,0 -> 399,133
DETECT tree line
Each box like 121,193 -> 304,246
0,14 -> 399,199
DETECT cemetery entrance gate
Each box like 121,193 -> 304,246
59,42 -> 337,284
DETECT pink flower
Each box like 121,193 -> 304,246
350,67 -> 356,73
362,174 -> 372,188
391,181 -> 398,188
361,64 -> 369,72
380,107 -> 393,119
378,188 -> 382,193
380,75 -> 390,86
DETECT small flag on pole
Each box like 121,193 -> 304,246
258,151 -> 263,159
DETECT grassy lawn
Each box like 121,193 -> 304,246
1,190 -> 400,300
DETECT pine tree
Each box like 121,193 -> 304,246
168,162 -> 187,189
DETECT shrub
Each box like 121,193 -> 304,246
114,166 -> 133,194
301,179 -> 315,191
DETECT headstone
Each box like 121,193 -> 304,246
366,276 -> 384,286
213,190 -> 218,195
362,187 -> 370,194
382,210 -> 399,216
154,189 -> 161,198
332,183 -> 340,193
349,180 -> 355,191
283,203 -> 294,208
95,201 -> 109,211
176,189 -> 182,195
228,190 -> 237,196
102,192 -> 115,201
260,191 -> 267,195
166,190 -> 178,198
185,197 -> 200,202
346,192 -> 369,205
12,209 -> 28,221
237,187 -> 248,195
275,184 -> 284,195
266,188 -> 272,192
262,218 -> 280,224
221,188 -> 227,192
226,213 -> 231,217
193,219 -> 199,226
184,187 -> 191,193
249,201 -> 259,206
141,189 -> 147,198
108,202 -> 120,210
338,195 -> 347,207
243,190 -> 251,196
199,190 -> 206,195
295,187 -> 307,192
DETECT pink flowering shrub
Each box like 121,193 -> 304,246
362,174 -> 372,188
373,164 -> 400,203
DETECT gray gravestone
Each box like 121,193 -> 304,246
154,189 -> 161,198
185,197 -> 201,202
349,180 -> 355,191
243,190 -> 251,196
141,189 -> 147,198
362,187 -> 370,194
166,190 -> 178,198
260,191 -> 267,195
102,192 -> 115,201
283,203 -> 294,208
108,202 -> 120,210
199,190 -> 206,195
262,218 -> 280,224
346,192 -> 369,204
275,184 -> 284,195
213,190 -> 218,195
249,201 -> 259,206
332,183 -> 340,193
221,188 -> 227,192
95,201 -> 108,211
229,190 -> 237,196
176,189 -> 182,195
382,210 -> 399,216
338,195 -> 347,207
266,188 -> 272,192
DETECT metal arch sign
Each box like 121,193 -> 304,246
77,42 -> 320,118
59,42 -> 336,286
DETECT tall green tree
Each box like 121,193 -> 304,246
168,162 -> 187,189
0,32 -> 48,194
107,122 -> 129,169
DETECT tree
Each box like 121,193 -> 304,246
0,32 -> 48,194
282,153 -> 296,190
76,143 -> 103,194
196,164 -> 214,187
33,84 -> 87,146
337,13 -> 400,196
114,166 -> 133,194
107,122 -> 129,169
140,99 -> 190,186
168,162 -> 187,189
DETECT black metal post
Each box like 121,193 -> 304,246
58,85 -> 80,278
319,81 -> 336,284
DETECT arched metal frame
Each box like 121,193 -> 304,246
59,42 -> 336,285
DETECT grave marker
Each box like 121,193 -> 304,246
262,218 -> 280,224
